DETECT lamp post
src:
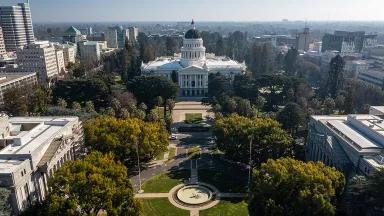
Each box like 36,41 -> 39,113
247,135 -> 253,193
136,140 -> 144,194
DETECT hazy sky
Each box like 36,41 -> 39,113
2,0 -> 384,22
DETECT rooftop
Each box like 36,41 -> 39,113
142,55 -> 244,71
0,73 -> 36,86
0,116 -> 79,173
313,114 -> 384,152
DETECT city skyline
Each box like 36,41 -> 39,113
2,0 -> 384,23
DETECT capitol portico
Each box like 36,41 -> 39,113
141,20 -> 246,97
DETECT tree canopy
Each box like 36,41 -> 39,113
276,102 -> 305,135
52,78 -> 111,109
45,152 -> 141,216
127,76 -> 179,110
84,116 -> 168,165
249,158 -> 345,216
213,114 -> 293,166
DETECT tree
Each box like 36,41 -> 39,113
342,175 -> 368,216
71,102 -> 81,112
84,101 -> 96,114
236,98 -> 254,117
0,188 -> 12,216
284,48 -> 299,76
213,114 -> 293,166
326,55 -> 345,97
154,96 -> 163,116
323,97 -> 336,115
57,98 -> 67,109
166,99 -> 176,114
28,86 -> 52,116
249,158 -> 345,216
171,70 -> 178,83
335,94 -> 345,114
84,117 -> 168,165
208,73 -> 232,98
3,87 -> 28,116
114,91 -> 137,112
45,152 -> 141,216
71,63 -> 86,78
366,168 -> 384,213
276,102 -> 305,135
52,79 -> 111,109
127,76 -> 179,110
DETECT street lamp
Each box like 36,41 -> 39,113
247,135 -> 253,193
136,140 -> 144,194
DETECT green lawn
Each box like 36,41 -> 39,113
142,169 -> 189,193
198,168 -> 247,193
200,199 -> 248,216
185,113 -> 203,124
141,198 -> 189,216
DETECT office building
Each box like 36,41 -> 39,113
55,48 -> 65,74
306,106 -> 384,177
0,72 -> 37,104
63,26 -> 83,44
322,31 -> 377,54
105,26 -> 127,48
142,20 -> 245,97
105,28 -> 118,48
296,27 -> 311,52
54,43 -> 76,67
78,41 -> 107,65
0,27 -> 5,55
0,115 -> 83,215
0,2 -> 35,51
128,26 -> 139,42
16,41 -> 58,84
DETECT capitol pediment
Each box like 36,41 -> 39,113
179,65 -> 206,73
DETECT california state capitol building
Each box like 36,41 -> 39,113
141,20 -> 246,97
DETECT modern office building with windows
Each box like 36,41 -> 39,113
16,41 -> 59,85
306,106 -> 384,177
0,115 -> 83,215
0,2 -> 35,51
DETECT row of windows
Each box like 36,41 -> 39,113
182,51 -> 205,59
184,43 -> 202,48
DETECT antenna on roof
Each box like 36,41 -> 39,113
191,19 -> 195,30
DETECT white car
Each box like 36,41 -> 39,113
169,134 -> 177,140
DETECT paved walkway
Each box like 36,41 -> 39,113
134,193 -> 169,198
190,209 -> 199,216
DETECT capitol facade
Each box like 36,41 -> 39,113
141,20 -> 246,97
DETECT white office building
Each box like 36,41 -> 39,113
16,41 -> 58,85
0,116 -> 83,215
306,106 -> 384,177
54,48 -> 65,74
0,27 -> 6,55
128,26 -> 139,42
141,20 -> 245,97
78,41 -> 107,65
0,2 -> 35,51
55,43 -> 76,67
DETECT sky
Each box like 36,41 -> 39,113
2,0 -> 384,23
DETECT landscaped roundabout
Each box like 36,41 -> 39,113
169,183 -> 220,210
137,156 -> 249,216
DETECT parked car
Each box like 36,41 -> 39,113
169,134 -> 177,140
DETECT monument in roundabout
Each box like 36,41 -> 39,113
169,182 -> 220,210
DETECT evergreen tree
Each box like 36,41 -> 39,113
326,55 -> 345,98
